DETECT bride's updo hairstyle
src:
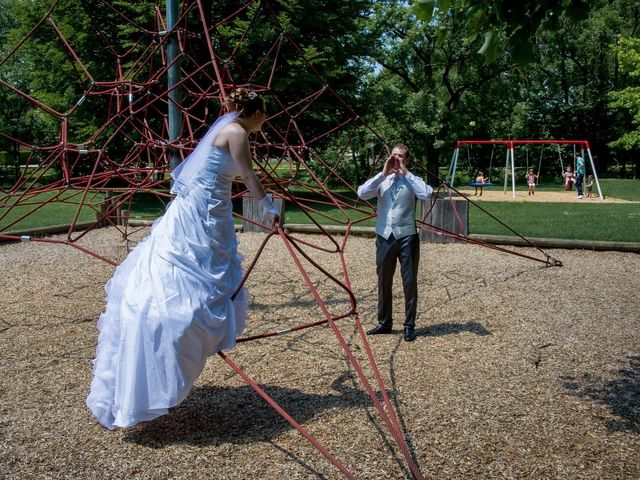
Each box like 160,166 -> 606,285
226,87 -> 265,117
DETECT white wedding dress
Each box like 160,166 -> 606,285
86,146 -> 248,429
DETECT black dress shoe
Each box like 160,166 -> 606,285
367,324 -> 392,335
403,327 -> 417,342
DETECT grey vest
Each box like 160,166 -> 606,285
376,176 -> 417,239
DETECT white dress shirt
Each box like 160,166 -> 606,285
357,171 -> 433,239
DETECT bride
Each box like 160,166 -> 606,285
86,88 -> 279,429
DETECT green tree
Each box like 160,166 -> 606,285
412,0 -> 591,65
522,0 -> 640,176
609,35 -> 640,177
1,0 -> 377,187
358,1 -> 514,184
0,0 -> 130,146
213,0 -> 374,143
359,0 -> 640,184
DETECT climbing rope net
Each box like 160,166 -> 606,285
0,1 -> 562,478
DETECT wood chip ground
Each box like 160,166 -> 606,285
1,227 -> 638,479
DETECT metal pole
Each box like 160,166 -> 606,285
558,145 -> 563,175
586,146 -> 604,200
447,148 -> 459,189
167,0 -> 182,174
510,142 -> 516,197
503,146 -> 509,195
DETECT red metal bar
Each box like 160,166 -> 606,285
455,139 -> 590,148
218,351 -> 358,480
276,228 -> 424,479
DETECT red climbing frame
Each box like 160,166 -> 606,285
0,2 -> 428,477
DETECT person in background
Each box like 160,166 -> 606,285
357,144 -> 433,342
586,174 -> 594,198
575,154 -> 585,199
562,165 -> 575,191
474,171 -> 489,196
526,168 -> 538,196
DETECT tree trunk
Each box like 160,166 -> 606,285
425,141 -> 440,187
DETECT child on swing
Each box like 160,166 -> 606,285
474,171 -> 489,196
562,165 -> 575,191
526,168 -> 538,196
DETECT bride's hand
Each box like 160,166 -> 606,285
265,211 -> 280,227
259,195 -> 280,227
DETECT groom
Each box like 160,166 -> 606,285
356,144 -> 433,342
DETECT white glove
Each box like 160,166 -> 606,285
259,195 -> 280,226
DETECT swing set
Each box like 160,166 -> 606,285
446,139 -> 604,199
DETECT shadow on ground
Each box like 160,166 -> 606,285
562,355 -> 640,433
124,372 -> 373,448
415,321 -> 491,338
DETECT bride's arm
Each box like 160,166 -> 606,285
226,125 -> 266,199
226,125 -> 279,224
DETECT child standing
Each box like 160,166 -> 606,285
526,168 -> 538,196
586,174 -> 594,198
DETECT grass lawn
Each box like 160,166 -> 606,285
465,177 -> 640,242
469,201 -> 640,243
0,190 -> 103,233
282,193 -> 376,227
592,178 -> 640,201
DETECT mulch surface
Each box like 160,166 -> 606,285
1,227 -> 638,479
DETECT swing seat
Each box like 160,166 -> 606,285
467,181 -> 494,187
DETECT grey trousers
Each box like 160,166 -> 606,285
376,233 -> 420,328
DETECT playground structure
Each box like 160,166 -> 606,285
0,1 -> 425,478
446,139 -> 604,199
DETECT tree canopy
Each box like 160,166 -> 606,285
1,0 -> 639,181
609,36 -> 640,151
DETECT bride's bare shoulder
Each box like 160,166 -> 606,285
214,122 -> 245,147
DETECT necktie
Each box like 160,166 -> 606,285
390,175 -> 402,202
